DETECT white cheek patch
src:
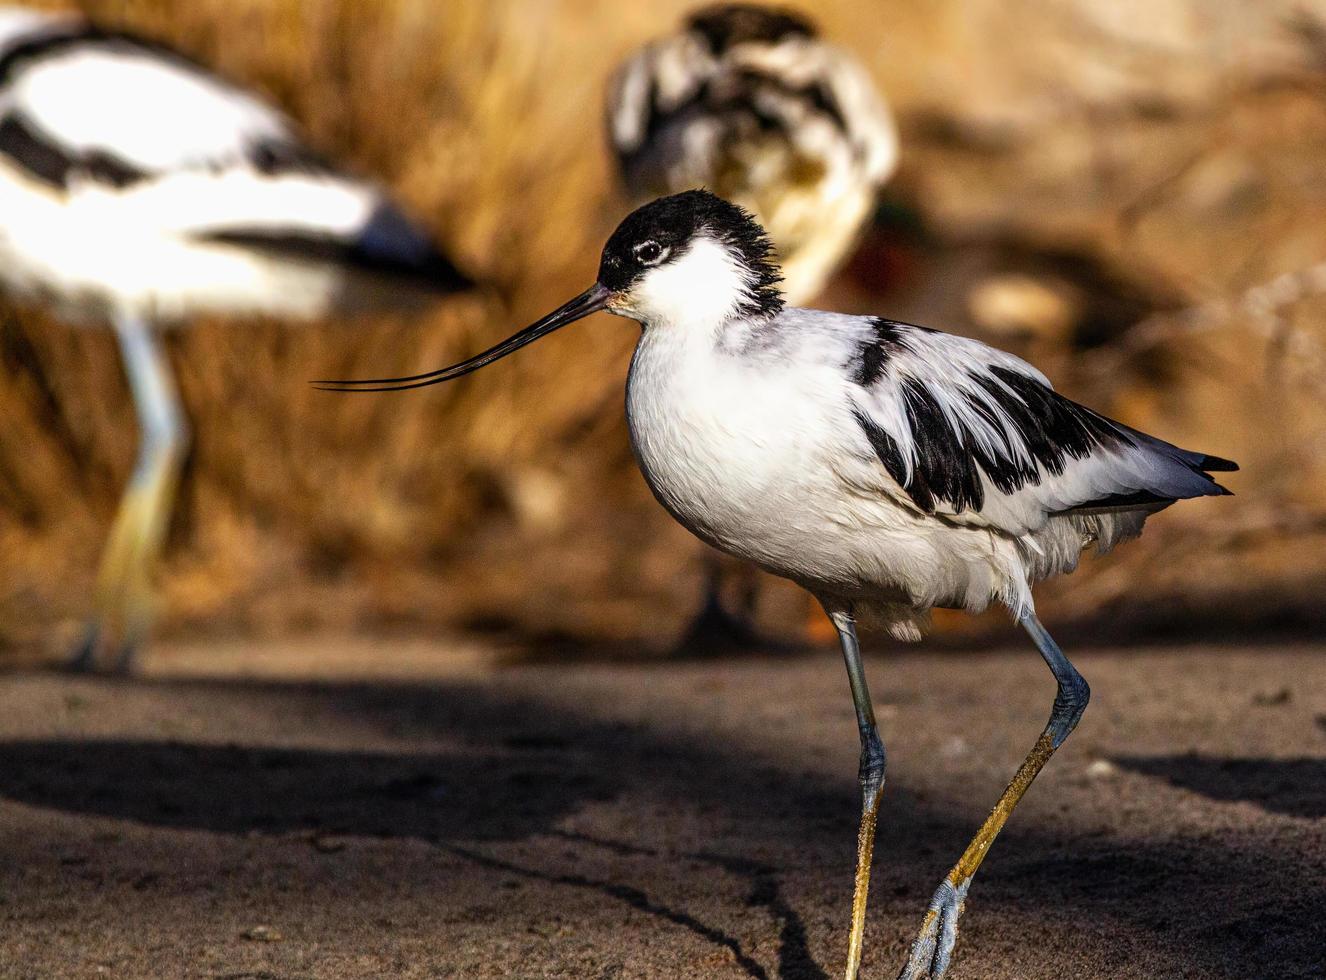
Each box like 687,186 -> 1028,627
632,236 -> 750,328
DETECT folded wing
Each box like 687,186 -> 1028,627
846,319 -> 1235,537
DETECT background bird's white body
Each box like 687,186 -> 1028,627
0,11 -> 465,325
608,6 -> 896,304
0,169 -> 379,322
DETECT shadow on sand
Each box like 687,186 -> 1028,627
1113,754 -> 1326,820
0,674 -> 1320,979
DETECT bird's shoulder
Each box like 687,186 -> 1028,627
754,309 -> 1042,383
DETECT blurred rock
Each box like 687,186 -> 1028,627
241,925 -> 282,942
1085,759 -> 1121,781
967,274 -> 1079,345
499,466 -> 569,536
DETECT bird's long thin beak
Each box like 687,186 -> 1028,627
312,283 -> 611,392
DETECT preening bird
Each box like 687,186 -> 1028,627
316,190 -> 1236,980
0,8 -> 472,672
608,2 -> 898,647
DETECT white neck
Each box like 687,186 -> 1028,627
626,236 -> 755,334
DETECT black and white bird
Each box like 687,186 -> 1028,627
607,3 -> 897,306
316,191 -> 1236,980
0,8 -> 472,672
608,3 -> 898,649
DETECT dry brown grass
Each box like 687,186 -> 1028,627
2,0 -> 1324,659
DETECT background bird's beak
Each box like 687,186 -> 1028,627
312,283 -> 611,391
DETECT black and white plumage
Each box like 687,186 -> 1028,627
850,325 -> 1231,524
608,4 -> 898,653
621,295 -> 1231,649
0,9 -> 470,322
0,9 -> 472,671
606,3 -> 896,305
316,191 -> 1236,980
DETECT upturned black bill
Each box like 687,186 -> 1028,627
312,283 -> 611,392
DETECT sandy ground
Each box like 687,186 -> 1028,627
0,639 -> 1322,979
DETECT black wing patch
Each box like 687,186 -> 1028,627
977,368 -> 1131,480
850,321 -> 1238,516
0,112 -> 146,188
897,378 -> 989,513
196,204 -> 472,294
853,357 -> 1136,515
0,110 -> 335,190
852,318 -> 928,386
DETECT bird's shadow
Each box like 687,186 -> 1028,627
1112,753 -> 1326,820
0,674 -> 1320,980
0,737 -> 619,841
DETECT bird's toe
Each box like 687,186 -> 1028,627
896,877 -> 968,980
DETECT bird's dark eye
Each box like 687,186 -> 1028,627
634,240 -> 666,265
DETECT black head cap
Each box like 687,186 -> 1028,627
686,4 -> 817,55
598,189 -> 784,317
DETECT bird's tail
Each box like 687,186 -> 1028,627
1066,428 -> 1237,517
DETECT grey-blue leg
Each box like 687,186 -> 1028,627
826,606 -> 886,980
896,610 -> 1088,980
1022,612 -> 1090,747
68,314 -> 188,673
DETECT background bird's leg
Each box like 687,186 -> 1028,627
826,605 -> 887,980
675,551 -> 766,655
69,315 -> 188,673
896,612 -> 1089,980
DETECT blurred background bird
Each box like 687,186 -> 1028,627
607,4 -> 897,303
0,0 -> 1299,660
606,3 -> 899,651
0,7 -> 473,672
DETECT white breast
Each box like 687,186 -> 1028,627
623,315 -> 1052,617
626,321 -> 889,595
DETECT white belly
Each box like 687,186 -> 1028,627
627,328 -> 900,598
